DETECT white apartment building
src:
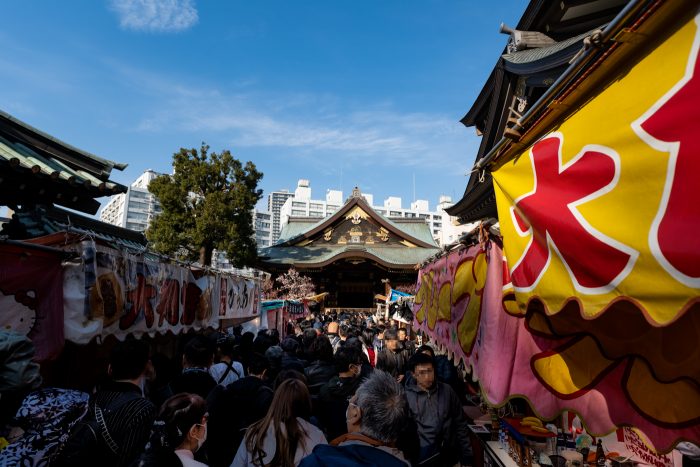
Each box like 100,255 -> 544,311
254,210 -> 273,248
434,195 -> 478,246
279,179 -> 345,229
100,169 -> 163,232
277,180 -> 467,246
267,189 -> 294,244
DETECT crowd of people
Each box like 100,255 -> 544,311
0,312 -> 474,467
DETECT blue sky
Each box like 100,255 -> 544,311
2,0 -> 526,212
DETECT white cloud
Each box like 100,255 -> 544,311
103,60 -> 473,172
110,0 -> 198,32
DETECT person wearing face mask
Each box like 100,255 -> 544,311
135,393 -> 209,467
317,346 -> 366,441
300,371 -> 411,466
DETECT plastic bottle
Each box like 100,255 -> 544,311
557,429 -> 566,454
596,439 -> 606,467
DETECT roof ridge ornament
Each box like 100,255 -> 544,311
500,23 -> 556,53
351,186 -> 362,198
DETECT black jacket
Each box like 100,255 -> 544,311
169,367 -> 217,400
205,376 -> 273,467
305,360 -> 336,394
404,379 -> 472,465
318,376 -> 363,441
376,348 -> 408,378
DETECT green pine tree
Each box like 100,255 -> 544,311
147,143 -> 263,267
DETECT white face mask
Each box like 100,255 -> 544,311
194,424 -> 207,451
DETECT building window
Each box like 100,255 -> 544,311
310,203 -> 323,210
309,211 -> 323,217
390,211 -> 402,216
292,202 -> 306,208
292,210 -> 306,216
419,214 -> 429,219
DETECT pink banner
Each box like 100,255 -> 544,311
0,244 -> 64,361
413,242 -> 699,452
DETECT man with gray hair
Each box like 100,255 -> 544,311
299,370 -> 410,466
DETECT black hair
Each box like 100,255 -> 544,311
360,328 -> 376,348
333,345 -> 363,374
273,369 -> 308,390
310,335 -> 333,362
408,352 -> 435,372
383,328 -> 398,341
416,345 -> 435,357
183,335 -> 215,368
247,352 -> 270,376
110,338 -> 150,380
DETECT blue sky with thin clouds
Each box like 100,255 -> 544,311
1,0 -> 526,212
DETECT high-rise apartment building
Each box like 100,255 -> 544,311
254,210 -> 273,248
267,189 -> 294,244
279,180 -> 344,228
100,169 -> 163,232
276,179 -> 469,247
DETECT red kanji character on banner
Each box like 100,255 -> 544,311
634,21 -> 700,287
156,278 -> 180,326
509,133 -> 637,293
120,273 -> 157,329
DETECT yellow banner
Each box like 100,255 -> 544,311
494,14 -> 700,325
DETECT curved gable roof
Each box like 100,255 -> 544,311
275,193 -> 437,249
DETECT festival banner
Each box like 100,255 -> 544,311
414,240 -> 700,452
486,12 -> 700,452
216,275 -> 260,320
0,243 -> 64,361
64,242 -> 218,343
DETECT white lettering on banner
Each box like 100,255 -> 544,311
623,428 -> 676,467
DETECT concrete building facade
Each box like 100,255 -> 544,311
276,179 -> 465,246
99,169 -> 162,232
267,189 -> 294,244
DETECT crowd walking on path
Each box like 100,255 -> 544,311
0,311 -> 474,467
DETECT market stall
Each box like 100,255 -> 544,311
0,232 -> 262,361
415,1 -> 700,458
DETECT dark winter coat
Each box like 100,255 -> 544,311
375,348 -> 408,378
404,379 -> 472,465
205,376 -> 274,467
318,375 -> 363,440
304,360 -> 336,394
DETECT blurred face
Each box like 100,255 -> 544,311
414,363 -> 435,391
386,338 -> 399,351
398,330 -> 407,341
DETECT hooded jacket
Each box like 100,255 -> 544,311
404,379 -> 472,464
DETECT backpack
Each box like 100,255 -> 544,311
0,388 -> 89,467
56,390 -> 142,467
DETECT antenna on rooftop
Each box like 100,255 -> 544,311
413,173 -> 416,203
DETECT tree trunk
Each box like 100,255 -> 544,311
200,244 -> 213,266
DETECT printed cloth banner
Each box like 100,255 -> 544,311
487,13 -> 700,452
0,243 -> 64,361
64,242 -> 219,343
414,240 -> 699,452
388,289 -> 412,303
216,275 -> 260,320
